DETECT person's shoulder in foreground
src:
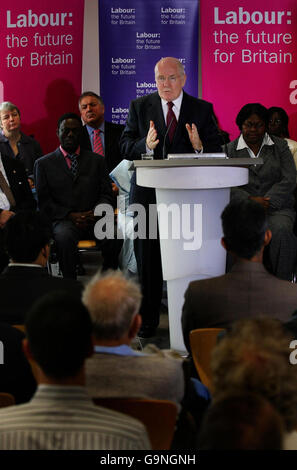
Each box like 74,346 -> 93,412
0,384 -> 150,450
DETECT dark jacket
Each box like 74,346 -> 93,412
0,131 -> 43,177
0,265 -> 83,324
34,147 -> 114,221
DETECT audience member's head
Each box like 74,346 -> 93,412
24,291 -> 93,381
198,391 -> 284,450
211,317 -> 297,432
56,112 -> 82,154
267,106 -> 290,138
236,103 -> 268,132
4,210 -> 52,265
82,270 -> 142,343
78,92 -> 105,129
221,199 -> 271,260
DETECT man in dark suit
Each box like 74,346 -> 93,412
181,199 -> 297,353
79,91 -> 124,174
0,210 -> 82,324
120,57 -> 222,337
34,113 -> 118,279
0,153 -> 36,271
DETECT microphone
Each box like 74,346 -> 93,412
211,114 -> 229,158
162,117 -> 174,159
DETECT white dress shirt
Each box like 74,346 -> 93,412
236,132 -> 274,158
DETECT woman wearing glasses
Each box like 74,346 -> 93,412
227,103 -> 297,281
267,106 -> 297,171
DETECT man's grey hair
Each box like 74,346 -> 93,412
78,91 -> 104,109
0,101 -> 20,117
82,270 -> 142,340
154,57 -> 185,78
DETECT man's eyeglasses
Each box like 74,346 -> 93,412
156,75 -> 180,84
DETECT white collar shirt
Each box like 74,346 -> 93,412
237,132 -> 274,158
161,90 -> 183,122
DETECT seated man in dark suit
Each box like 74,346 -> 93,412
79,91 -> 124,174
0,210 -> 82,324
0,152 -> 36,272
182,199 -> 297,353
34,113 -> 119,279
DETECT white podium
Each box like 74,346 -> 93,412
134,157 -> 262,353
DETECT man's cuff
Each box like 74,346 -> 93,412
145,145 -> 154,155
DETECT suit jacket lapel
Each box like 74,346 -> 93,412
171,91 -> 188,148
149,93 -> 166,137
230,141 -> 260,175
55,149 -> 74,179
258,144 -> 274,172
1,155 -> 14,184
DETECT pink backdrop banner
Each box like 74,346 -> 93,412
0,0 -> 84,154
201,0 -> 297,141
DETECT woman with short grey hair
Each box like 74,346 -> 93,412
0,101 -> 43,183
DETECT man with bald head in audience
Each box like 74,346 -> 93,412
82,270 -> 184,407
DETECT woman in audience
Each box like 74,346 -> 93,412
0,101 -> 43,183
268,106 -> 297,171
211,318 -> 297,450
227,103 -> 297,280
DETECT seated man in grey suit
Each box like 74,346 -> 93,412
0,291 -> 150,450
0,210 -> 82,324
182,199 -> 297,353
34,113 -> 119,279
82,270 -> 184,408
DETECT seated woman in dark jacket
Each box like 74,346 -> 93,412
0,101 -> 43,182
227,103 -> 297,281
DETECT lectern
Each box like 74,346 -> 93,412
134,157 -> 263,352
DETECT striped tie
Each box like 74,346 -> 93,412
93,129 -> 104,156
68,154 -> 78,177
166,101 -> 177,143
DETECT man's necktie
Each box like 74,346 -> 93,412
0,169 -> 16,208
93,129 -> 104,156
166,101 -> 177,143
68,154 -> 78,177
